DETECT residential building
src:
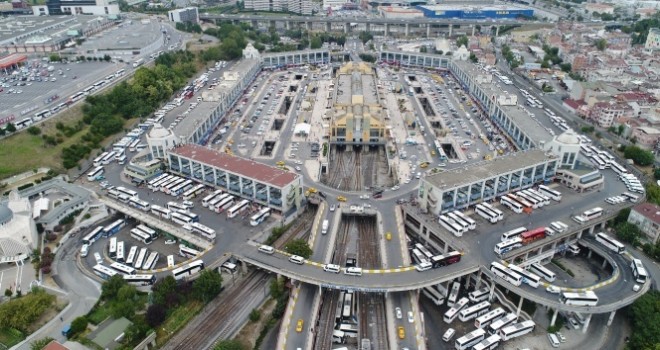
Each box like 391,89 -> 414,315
588,101 -> 625,128
628,203 -> 660,244
645,27 -> 660,51
168,7 -> 199,23
243,0 -> 312,15
584,2 -> 614,14
631,126 -> 660,149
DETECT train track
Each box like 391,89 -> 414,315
313,216 -> 352,350
162,271 -> 270,350
271,205 -> 316,249
357,217 -> 389,350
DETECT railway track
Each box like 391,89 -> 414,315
163,271 -> 270,350
314,216 -> 352,350
271,206 -> 316,249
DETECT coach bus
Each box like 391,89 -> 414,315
134,248 -> 148,269
171,179 -> 194,196
116,186 -> 138,199
87,166 -> 104,181
131,228 -> 153,245
172,260 -> 205,281
83,226 -> 104,245
472,334 -> 501,350
475,308 -> 505,329
501,227 -> 528,242
110,262 -> 136,275
148,174 -> 169,190
631,258 -> 648,284
454,328 -> 486,350
93,264 -> 119,280
508,264 -> 541,288
490,262 -> 522,286
494,238 -> 523,255
414,243 -> 434,260
499,320 -> 535,341
446,212 -> 472,232
202,190 -> 223,207
538,185 -> 562,202
595,232 -> 626,254
123,274 -> 156,286
480,203 -> 504,221
488,313 -> 517,335
227,199 -> 251,218
151,175 -> 173,192
526,189 -> 550,206
439,215 -> 465,237
429,251 -> 462,268
214,195 -> 236,213
151,205 -> 171,219
560,291 -> 599,306
475,204 -> 499,224
458,301 -> 490,322
93,152 -> 109,167
447,281 -> 461,307
125,246 -> 137,266
191,222 -> 216,240
183,184 -> 206,201
101,151 -> 116,165
136,225 -> 157,240
516,191 -> 541,209
422,285 -> 445,306
443,297 -> 468,324
103,219 -> 125,237
179,244 -> 201,259
530,263 -> 556,282
143,251 -> 160,270
468,287 -> 490,303
128,197 -> 151,212
250,207 -> 271,226
171,212 -> 193,226
521,227 -> 546,244
500,195 -> 523,214
506,194 -> 533,213
116,241 -> 125,262
411,249 -> 428,265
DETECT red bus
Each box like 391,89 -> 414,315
521,227 -> 546,244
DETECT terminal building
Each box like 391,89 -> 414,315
167,144 -> 303,215
0,191 -> 37,263
419,149 -> 558,214
328,62 -> 387,146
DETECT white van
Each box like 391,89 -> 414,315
442,328 -> 455,342
289,255 -> 305,265
258,245 -> 275,255
547,333 -> 560,348
93,252 -> 102,264
80,244 -> 89,258
321,219 -> 329,235
344,267 -> 363,276
550,221 -> 568,233
323,264 -> 341,273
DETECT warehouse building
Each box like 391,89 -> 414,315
167,145 -> 303,215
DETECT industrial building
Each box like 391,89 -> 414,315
328,62 -> 387,146
419,149 -> 559,214
167,144 -> 303,215
415,5 -> 533,19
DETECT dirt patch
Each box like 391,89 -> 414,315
233,299 -> 277,348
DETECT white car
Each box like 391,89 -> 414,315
407,311 -> 414,323
164,239 -> 177,245
359,194 -> 370,200
182,200 -> 194,209
295,166 -> 301,172
329,204 -> 336,212
391,185 -> 400,191
395,307 -> 402,319
546,286 -> 561,294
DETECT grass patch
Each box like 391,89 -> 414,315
0,328 -> 24,348
87,304 -> 112,325
155,300 -> 204,346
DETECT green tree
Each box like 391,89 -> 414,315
69,316 -> 88,338
152,275 -> 178,307
615,222 -> 642,245
310,36 -> 322,49
624,145 -> 654,166
30,337 -> 55,350
101,275 -> 127,300
559,63 -> 572,72
192,269 -> 223,303
358,31 -> 373,44
456,35 -> 468,47
595,38 -> 607,51
629,290 -> 660,349
618,124 -> 625,135
5,122 -> 16,133
110,285 -> 140,319
270,277 -> 285,299
469,53 -> 478,63
27,126 -> 41,135
214,340 -> 247,350
613,207 -> 631,225
146,304 -> 167,327
420,46 -> 428,53
655,168 -> 660,181
249,308 -> 260,322
48,54 -> 61,62
285,239 -> 313,258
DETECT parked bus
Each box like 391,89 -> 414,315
499,320 -> 535,341
125,246 -> 137,266
172,260 -> 205,281
128,139 -> 141,152
494,238 -> 523,255
560,291 -> 599,306
134,248 -> 148,269
475,308 -> 505,329
439,215 -> 465,237
151,175 -> 174,192
34,109 -> 51,120
116,186 -> 138,199
490,262 -> 522,286
179,244 -> 201,259
171,179 -> 194,196
506,194 -> 533,213
171,212 -> 193,226
610,161 -> 628,175
488,313 -> 517,335
414,243 -> 434,260
151,205 -> 171,219
443,297 -> 469,324
454,328 -> 486,350
82,226 -> 104,245
250,207 -> 271,226
183,184 -> 206,201
103,219 -> 125,237
164,178 -> 185,195
191,222 -> 216,240
447,281 -> 461,307
227,199 -> 250,218
202,190 -> 223,207
521,227 -> 546,244
475,204 -> 499,224
93,264 -> 119,280
631,258 -> 648,284
447,212 -> 471,232
508,264 -> 541,288
136,225 -> 157,240
101,151 -> 116,165
538,185 -> 562,201
530,263 -> 556,282
595,232 -> 626,254
590,155 -> 606,170
480,202 -> 504,221
622,192 -> 639,202
130,228 -> 153,244
87,166 -> 104,181
176,210 -> 199,223
500,195 -> 523,214
458,301 -> 490,322
143,251 -> 160,270
501,227 -> 528,242
93,152 -> 109,167
516,191 -> 541,208
148,174 -> 169,190
429,251 -> 462,268
116,241 -> 125,262
468,287 -> 490,303
123,274 -> 156,286
110,262 -> 136,275
472,334 -> 501,350
129,197 -> 151,212
527,189 -> 550,206
214,195 -> 235,213
422,285 -> 446,306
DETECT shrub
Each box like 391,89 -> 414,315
249,308 -> 260,322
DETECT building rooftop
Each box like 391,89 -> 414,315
19,178 -> 90,226
453,60 -> 554,145
632,202 -> 660,225
426,149 -> 555,189
170,144 -> 300,188
0,15 -> 106,46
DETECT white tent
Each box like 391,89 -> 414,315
294,123 -> 311,135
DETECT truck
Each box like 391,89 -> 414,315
132,58 -> 144,68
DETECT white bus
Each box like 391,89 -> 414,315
93,152 -> 109,167
202,190 -> 223,207
179,244 -> 201,259
422,285 -> 446,306
508,264 -> 541,288
87,166 -> 104,181
468,287 -> 490,303
129,197 -> 151,212
610,161 -> 628,175
110,261 -> 136,275
116,186 -> 138,198
475,204 -> 499,224
583,207 -> 603,220
171,212 -> 193,226
488,313 -> 517,335
143,251 -> 160,270
472,334 -> 501,350
131,228 -> 153,244
93,264 -> 118,280
560,291 -> 598,306
128,139 -> 141,152
172,260 -> 205,281
116,241 -> 125,262
501,227 -> 527,242
439,215 -> 465,237
34,109 -> 52,121
136,225 -> 157,239
151,205 -> 171,219
183,184 -> 206,201
104,219 -> 125,237
151,175 -> 174,192
159,177 -> 181,193
176,210 -> 199,223
167,201 -> 188,212
480,202 -> 504,221
622,192 -> 639,202
414,243 -> 434,260
148,174 -> 169,189
101,151 -> 116,165
123,274 -> 156,286
490,262 -> 522,286
530,263 -> 556,282
500,196 -> 523,214
444,297 -> 469,324
475,308 -> 505,329
134,248 -> 148,269
164,178 -> 185,194
454,328 -> 486,350
499,320 -> 535,341
250,207 -> 271,226
126,246 -> 137,266
191,222 -> 216,240
227,199 -> 250,218
595,232 -> 626,254
494,238 -> 523,255
527,189 -> 550,206
447,281 -> 461,307
631,258 -> 648,284
507,194 -> 533,212
171,179 -> 194,196
452,211 -> 476,230
516,191 -> 541,208
411,248 -> 428,265
82,226 -> 104,245
590,155 -> 606,170
446,212 -> 470,232
538,185 -> 562,202
458,301 -> 491,322
213,195 -> 235,213
580,144 -> 594,157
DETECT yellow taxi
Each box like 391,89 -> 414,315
308,187 -> 318,194
430,149 -> 436,156
296,319 -> 304,332
276,161 -> 286,166
385,232 -> 392,241
420,161 -> 430,168
337,196 -> 347,202
398,326 -> 405,339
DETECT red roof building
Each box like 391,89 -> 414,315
0,54 -> 27,70
629,203 -> 660,244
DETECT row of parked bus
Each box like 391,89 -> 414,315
438,210 -> 477,237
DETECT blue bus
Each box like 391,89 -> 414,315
103,219 -> 125,237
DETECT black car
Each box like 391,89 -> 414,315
318,191 -> 326,199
